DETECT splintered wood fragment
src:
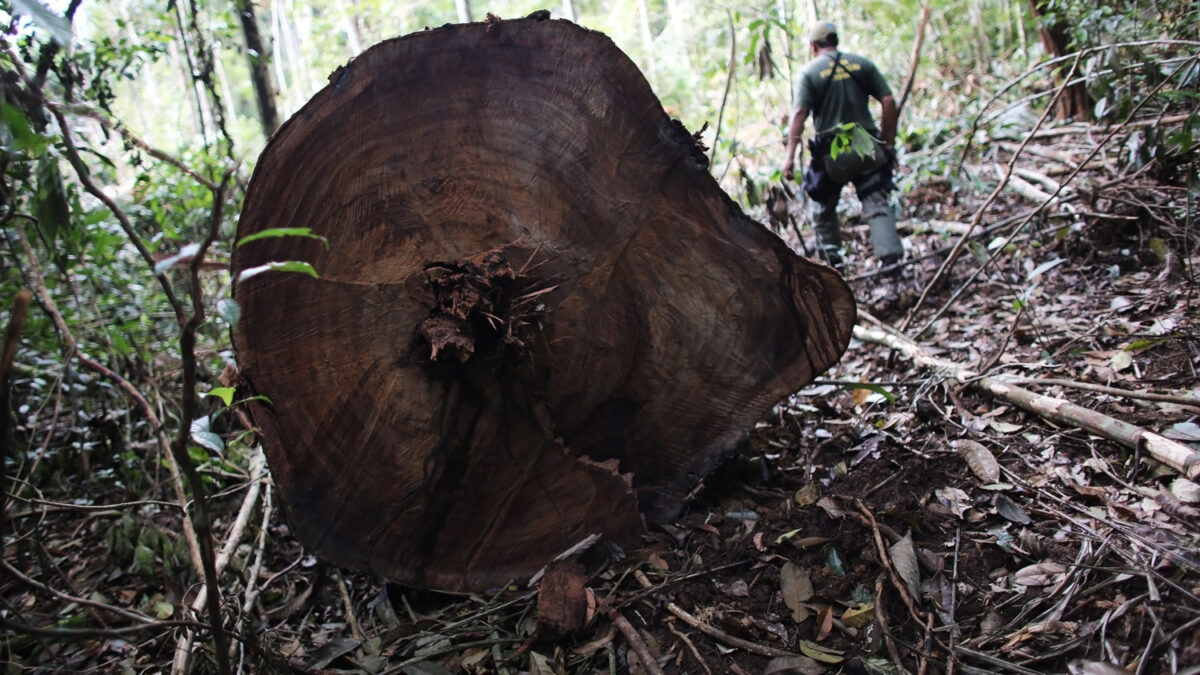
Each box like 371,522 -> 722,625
232,17 -> 855,593
537,561 -> 588,637
854,319 -> 1200,480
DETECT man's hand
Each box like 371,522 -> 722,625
783,105 -> 809,183
883,143 -> 897,169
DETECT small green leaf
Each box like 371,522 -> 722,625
36,154 -> 70,247
206,387 -> 236,407
1125,339 -> 1162,352
153,601 -> 175,619
132,543 -> 157,576
236,260 -> 319,283
775,528 -> 802,544
1,103 -> 38,152
236,227 -> 329,249
1148,238 -> 1169,260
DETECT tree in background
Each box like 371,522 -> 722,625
234,0 -> 280,137
1028,0 -> 1092,120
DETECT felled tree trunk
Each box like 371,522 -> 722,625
231,15 -> 855,593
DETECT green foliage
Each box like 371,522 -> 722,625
235,260 -> 320,283
236,227 -> 330,249
829,122 -> 879,161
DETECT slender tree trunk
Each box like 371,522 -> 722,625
271,0 -> 290,110
1028,0 -> 1092,120
636,0 -> 656,81
213,48 -> 238,129
561,0 -> 576,22
171,1 -> 211,148
339,0 -> 363,55
455,0 -> 473,23
1015,0 -> 1028,59
235,0 -> 281,138
778,0 -> 793,104
292,2 -> 320,94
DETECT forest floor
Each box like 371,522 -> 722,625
3,125 -> 1199,674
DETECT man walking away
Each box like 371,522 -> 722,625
782,21 -> 902,271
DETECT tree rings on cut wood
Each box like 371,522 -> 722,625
231,16 -> 855,592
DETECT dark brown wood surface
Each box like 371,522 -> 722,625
232,16 -> 855,592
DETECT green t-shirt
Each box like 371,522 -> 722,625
795,51 -> 891,136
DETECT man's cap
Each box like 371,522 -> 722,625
809,21 -> 837,43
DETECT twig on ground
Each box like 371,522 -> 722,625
608,608 -> 667,675
844,208 -> 1039,283
378,637 -> 524,675
237,478 -> 273,667
337,572 -> 365,642
854,317 -> 1200,480
917,611 -> 935,675
947,528 -> 961,675
1,556 -> 157,626
953,645 -> 1043,675
667,620 -> 713,675
977,303 -> 1027,375
854,499 -> 928,630
1004,378 -> 1200,410
633,569 -> 798,658
875,575 -> 906,668
0,614 -> 208,638
173,447 -> 266,674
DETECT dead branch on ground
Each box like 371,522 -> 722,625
853,317 -> 1200,480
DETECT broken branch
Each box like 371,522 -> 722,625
853,319 -> 1200,480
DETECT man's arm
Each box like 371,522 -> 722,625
879,94 -> 897,148
783,104 -> 809,181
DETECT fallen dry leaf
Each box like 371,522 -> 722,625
958,439 -> 1001,482
780,562 -> 814,623
841,603 -> 875,628
1013,562 -> 1068,587
889,534 -> 920,600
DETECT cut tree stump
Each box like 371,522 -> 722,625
231,16 -> 855,592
